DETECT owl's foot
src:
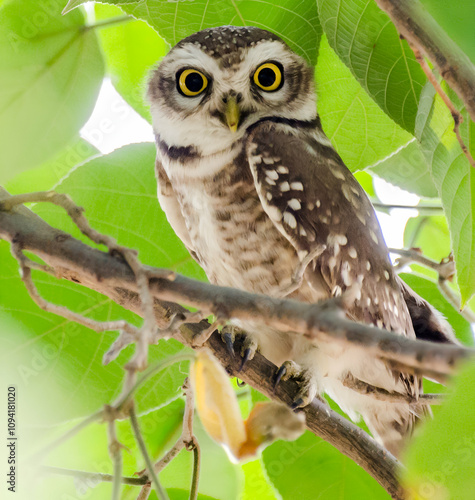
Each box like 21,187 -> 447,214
278,244 -> 327,297
274,360 -> 318,409
220,326 -> 259,371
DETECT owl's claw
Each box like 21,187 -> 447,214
274,360 -> 318,409
290,397 -> 305,410
220,326 -> 258,369
221,332 -> 235,358
239,348 -> 252,371
239,336 -> 258,371
273,363 -> 288,390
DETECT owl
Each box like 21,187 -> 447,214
148,26 -> 455,457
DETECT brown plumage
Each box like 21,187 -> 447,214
148,25 -> 456,456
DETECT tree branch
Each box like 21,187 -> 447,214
389,248 -> 475,323
0,192 -> 470,379
2,189 -> 473,499
373,0 -> 475,123
39,465 -> 149,486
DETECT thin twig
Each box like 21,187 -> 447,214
182,379 -> 200,499
373,202 -> 444,214
389,248 -> 475,322
389,248 -> 455,280
373,0 -> 475,122
137,379 -> 200,500
189,440 -> 201,500
411,46 -> 475,168
342,373 -> 444,404
39,465 -> 149,485
129,405 -> 170,500
137,484 -> 152,500
105,410 -> 123,500
11,244 -> 139,337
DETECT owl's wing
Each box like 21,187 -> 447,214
245,119 -> 413,337
155,159 -> 197,258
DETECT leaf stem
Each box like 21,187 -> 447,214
83,16 -> 134,32
129,405 -> 170,500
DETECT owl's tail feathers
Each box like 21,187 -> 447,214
362,404 -> 422,458
398,277 -> 459,345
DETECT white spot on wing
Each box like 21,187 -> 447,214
280,181 -> 290,192
288,199 -> 301,210
283,211 -> 297,229
290,182 -> 304,191
332,169 -> 346,180
277,166 -> 289,174
348,247 -> 357,259
267,205 -> 282,222
265,169 -> 279,180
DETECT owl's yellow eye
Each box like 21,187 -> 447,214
253,62 -> 283,92
177,69 -> 208,97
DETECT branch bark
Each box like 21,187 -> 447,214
373,0 -> 475,123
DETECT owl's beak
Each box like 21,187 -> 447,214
224,96 -> 240,133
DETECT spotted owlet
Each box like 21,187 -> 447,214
148,26 -> 455,456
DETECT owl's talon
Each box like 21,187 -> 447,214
222,332 -> 235,357
275,360 -> 318,409
220,325 -> 238,357
290,397 -> 305,410
273,364 -> 287,391
239,347 -> 252,371
239,336 -> 258,371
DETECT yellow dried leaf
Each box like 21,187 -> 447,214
237,402 -> 305,459
190,349 -> 246,457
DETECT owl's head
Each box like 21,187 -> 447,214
148,26 -> 316,156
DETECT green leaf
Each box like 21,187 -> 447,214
0,0 -> 104,181
63,0 -> 141,14
370,140 -> 438,198
354,171 -> 376,198
119,0 -> 322,65
400,272 -> 474,347
5,137 -> 98,194
262,431 -> 390,499
403,363 -> 475,500
241,459 -> 277,500
94,4 -> 168,122
415,83 -> 475,305
317,0 -> 426,133
0,144 -> 206,422
35,142 -> 205,277
317,35 -> 412,171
